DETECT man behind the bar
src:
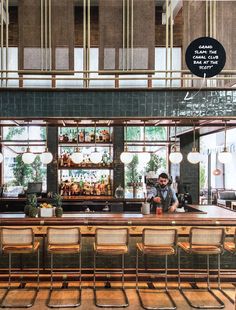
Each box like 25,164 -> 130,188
148,172 -> 179,213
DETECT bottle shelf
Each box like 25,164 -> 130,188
58,141 -> 113,146
58,165 -> 114,170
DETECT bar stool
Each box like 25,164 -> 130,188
47,227 -> 81,308
221,228 -> 236,304
0,227 -> 40,308
93,227 -> 129,308
136,228 -> 177,310
178,227 -> 225,309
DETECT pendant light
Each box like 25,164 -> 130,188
218,121 -> 232,164
71,121 -> 83,164
169,122 -> 183,164
187,123 -> 201,164
22,122 -> 36,164
139,121 -> 150,165
40,122 -> 53,165
0,135 -> 3,163
90,121 -> 102,164
212,153 -> 221,176
120,121 -> 133,164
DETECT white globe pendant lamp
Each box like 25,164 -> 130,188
40,148 -> 53,164
169,122 -> 183,164
120,121 -> 133,164
169,149 -> 183,164
22,123 -> 36,164
90,121 -> 102,164
40,123 -> 53,164
187,124 -> 201,164
71,148 -> 83,164
71,121 -> 83,164
218,121 -> 232,164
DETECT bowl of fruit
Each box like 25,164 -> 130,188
39,203 -> 55,217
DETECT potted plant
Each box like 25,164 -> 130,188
53,193 -> 63,217
24,194 -> 38,218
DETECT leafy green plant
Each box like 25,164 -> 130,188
53,193 -> 63,217
146,154 -> 165,173
125,154 -> 139,184
24,194 -> 38,217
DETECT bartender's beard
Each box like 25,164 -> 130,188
160,184 -> 167,188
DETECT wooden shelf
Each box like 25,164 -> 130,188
58,165 -> 114,170
58,141 -> 112,146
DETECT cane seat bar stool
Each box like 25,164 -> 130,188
221,228 -> 236,304
136,228 -> 177,310
178,227 -> 225,309
0,227 -> 40,308
47,227 -> 82,308
93,228 -> 129,308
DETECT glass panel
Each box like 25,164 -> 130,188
2,127 -> 47,195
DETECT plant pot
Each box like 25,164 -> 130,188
39,207 -> 55,217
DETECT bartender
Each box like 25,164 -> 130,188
148,172 -> 179,213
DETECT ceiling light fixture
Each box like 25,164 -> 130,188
22,122 -> 36,164
139,121 -> 151,165
40,122 -> 53,165
90,121 -> 102,164
71,121 -> 83,164
120,121 -> 133,164
218,120 -> 232,164
169,122 -> 183,164
187,123 -> 201,164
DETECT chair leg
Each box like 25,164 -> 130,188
136,248 -> 139,290
217,253 -> 234,304
136,253 -> 176,310
1,252 -> 38,308
179,253 -> 225,309
93,251 -> 96,290
47,252 -> 81,308
93,253 -> 129,308
178,247 -> 181,290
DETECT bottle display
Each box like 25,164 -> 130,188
58,126 -> 113,197
58,148 -> 112,168
59,170 -> 113,197
59,127 -> 112,143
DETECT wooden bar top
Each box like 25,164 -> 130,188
0,205 -> 235,227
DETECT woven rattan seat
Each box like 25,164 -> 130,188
48,244 -> 81,254
136,243 -> 175,255
178,242 -> 222,255
94,244 -> 128,255
3,242 -> 40,254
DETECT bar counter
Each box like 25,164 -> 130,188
0,205 -> 235,235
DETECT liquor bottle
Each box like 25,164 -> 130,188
68,130 -> 73,142
79,130 -> 84,142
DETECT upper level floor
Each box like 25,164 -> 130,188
0,0 -> 235,89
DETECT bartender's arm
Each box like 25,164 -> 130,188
168,189 -> 179,213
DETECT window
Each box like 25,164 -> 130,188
2,126 -> 47,196
124,126 -> 168,198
